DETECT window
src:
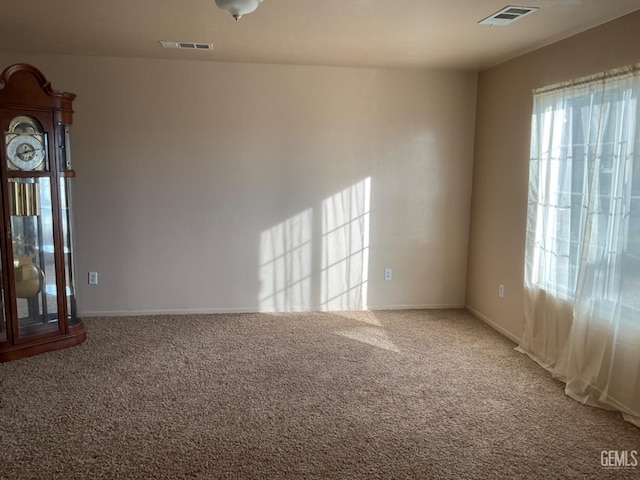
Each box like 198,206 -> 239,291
521,66 -> 640,427
526,68 -> 640,316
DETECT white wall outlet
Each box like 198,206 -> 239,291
384,268 -> 393,281
498,284 -> 504,298
88,272 -> 98,285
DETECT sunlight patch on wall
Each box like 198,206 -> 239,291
321,177 -> 371,310
259,209 -> 312,311
258,177 -> 371,312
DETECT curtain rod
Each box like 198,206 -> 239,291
533,64 -> 640,95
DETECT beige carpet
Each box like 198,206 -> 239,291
0,309 -> 638,479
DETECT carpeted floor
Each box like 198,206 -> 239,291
0,309 -> 638,479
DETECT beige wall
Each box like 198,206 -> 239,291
0,54 -> 477,315
466,11 -> 640,342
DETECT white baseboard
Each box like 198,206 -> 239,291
464,305 -> 521,344
80,303 -> 466,318
368,303 -> 465,311
80,307 -> 259,317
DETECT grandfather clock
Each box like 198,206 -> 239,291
0,64 -> 86,362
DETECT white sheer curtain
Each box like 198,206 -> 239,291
519,65 -> 640,427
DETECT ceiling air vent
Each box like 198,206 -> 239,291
479,5 -> 539,26
159,41 -> 214,51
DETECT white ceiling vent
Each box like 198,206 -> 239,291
479,5 -> 539,26
159,41 -> 214,51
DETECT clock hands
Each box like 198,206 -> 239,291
17,143 -> 39,161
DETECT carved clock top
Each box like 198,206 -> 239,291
0,64 -> 75,119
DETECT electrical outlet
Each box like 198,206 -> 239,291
384,268 -> 393,281
88,272 -> 98,285
498,284 -> 504,298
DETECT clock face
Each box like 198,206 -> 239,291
6,134 -> 46,171
5,115 -> 46,171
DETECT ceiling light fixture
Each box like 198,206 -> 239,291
215,0 -> 264,21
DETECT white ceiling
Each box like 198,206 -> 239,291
2,0 -> 640,70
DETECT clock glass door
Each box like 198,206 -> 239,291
0,261 -> 6,342
9,177 -> 59,337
